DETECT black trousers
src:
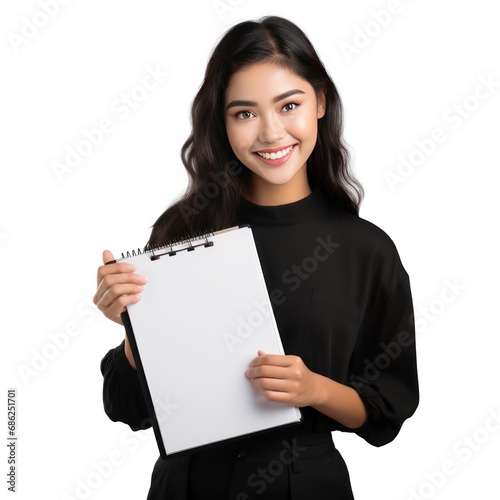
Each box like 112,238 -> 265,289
187,433 -> 355,500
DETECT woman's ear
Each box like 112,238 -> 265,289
317,88 -> 326,119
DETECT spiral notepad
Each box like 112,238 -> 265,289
112,224 -> 302,459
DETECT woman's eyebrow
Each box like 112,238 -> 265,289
225,89 -> 305,110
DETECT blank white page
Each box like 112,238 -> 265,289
120,225 -> 301,456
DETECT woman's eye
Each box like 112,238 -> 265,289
282,102 -> 298,112
236,111 -> 254,119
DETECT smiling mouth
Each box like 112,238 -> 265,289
254,144 -> 296,160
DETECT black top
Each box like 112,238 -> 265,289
100,185 -> 419,496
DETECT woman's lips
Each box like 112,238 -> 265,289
253,144 -> 297,166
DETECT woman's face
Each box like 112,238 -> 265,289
224,62 -> 325,202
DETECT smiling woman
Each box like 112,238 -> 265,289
95,15 -> 419,500
224,63 -> 325,205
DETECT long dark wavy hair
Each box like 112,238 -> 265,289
146,15 -> 363,249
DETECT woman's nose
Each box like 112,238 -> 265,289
258,114 -> 285,144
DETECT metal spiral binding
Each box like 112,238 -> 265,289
121,248 -> 143,259
121,229 -> 215,262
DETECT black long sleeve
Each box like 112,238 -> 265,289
100,339 -> 151,430
346,236 -> 418,446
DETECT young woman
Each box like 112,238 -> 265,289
95,16 -> 419,499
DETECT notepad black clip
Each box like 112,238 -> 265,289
149,231 -> 215,261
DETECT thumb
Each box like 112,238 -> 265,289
103,249 -> 116,265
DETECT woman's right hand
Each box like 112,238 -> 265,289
93,249 -> 148,326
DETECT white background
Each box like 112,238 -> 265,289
1,0 -> 499,499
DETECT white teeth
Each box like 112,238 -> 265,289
256,146 -> 293,160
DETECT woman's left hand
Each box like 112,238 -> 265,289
244,350 -> 322,407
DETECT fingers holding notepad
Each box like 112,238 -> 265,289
93,249 -> 149,326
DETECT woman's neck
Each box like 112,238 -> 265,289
242,172 -> 312,206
